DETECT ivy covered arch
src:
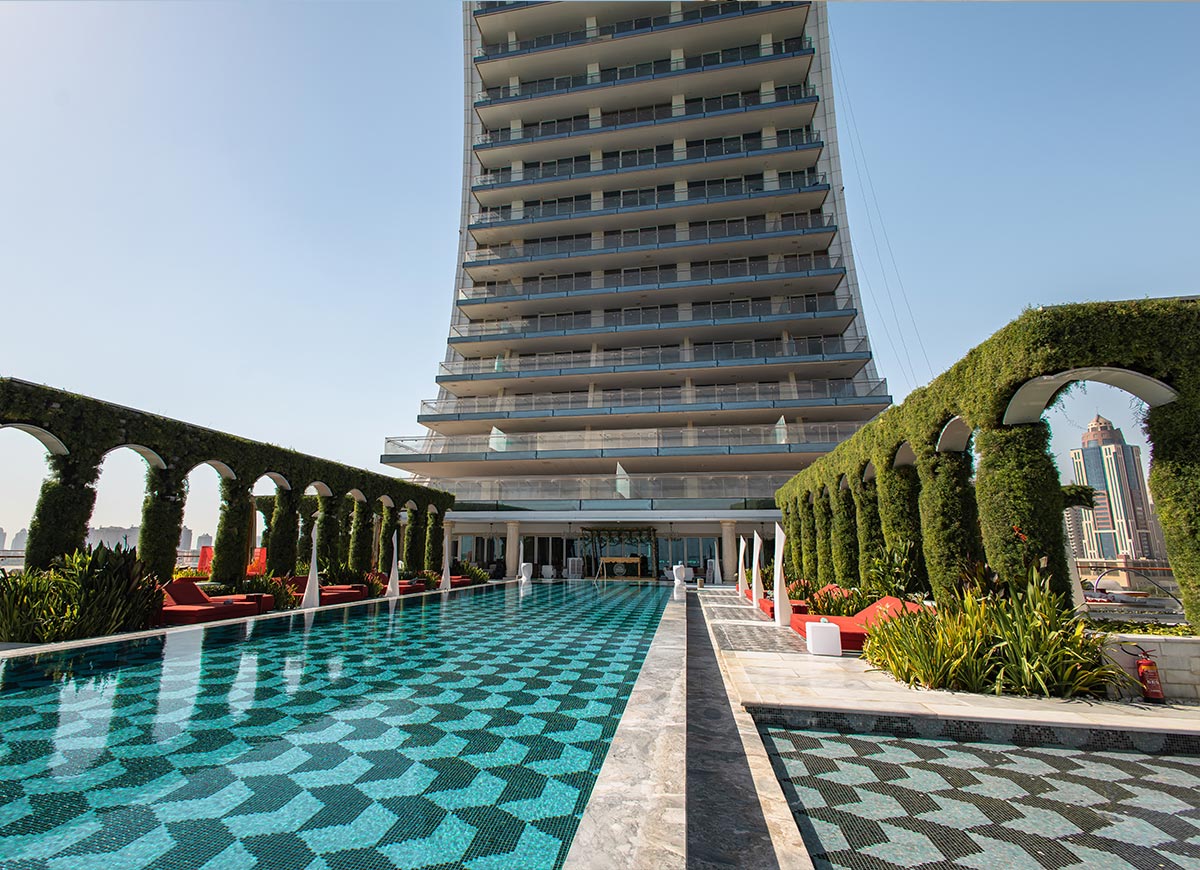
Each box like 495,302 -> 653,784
777,298 -> 1200,622
0,378 -> 453,586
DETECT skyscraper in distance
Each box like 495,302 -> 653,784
1070,415 -> 1163,561
383,1 -> 889,580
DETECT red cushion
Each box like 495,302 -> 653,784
397,582 -> 423,594
227,593 -> 274,613
854,596 -> 928,624
162,601 -> 257,625
449,578 -> 472,588
319,588 -> 365,605
165,579 -> 211,606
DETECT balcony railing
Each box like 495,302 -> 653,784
438,336 -> 870,378
477,2 -> 797,58
470,175 -> 826,226
449,292 -> 852,340
474,128 -> 821,188
419,378 -> 890,417
460,251 -> 843,299
476,37 -> 813,104
407,471 -> 796,504
475,84 -> 815,147
385,421 -> 864,457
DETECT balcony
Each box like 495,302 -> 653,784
436,336 -> 874,394
459,253 -> 847,317
468,174 -> 828,243
418,378 -> 891,433
448,293 -> 856,354
477,2 -> 801,61
473,85 -> 817,166
382,420 -> 860,476
473,38 -> 814,126
400,470 -> 798,512
473,128 -> 821,204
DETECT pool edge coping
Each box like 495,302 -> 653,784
563,588 -> 687,870
695,590 -> 816,870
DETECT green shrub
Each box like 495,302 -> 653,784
0,571 -> 80,644
1086,619 -> 1195,637
452,562 -> 490,584
864,565 -> 1131,698
862,540 -> 923,599
807,586 -> 876,617
55,545 -> 163,638
243,575 -> 297,610
786,577 -> 816,602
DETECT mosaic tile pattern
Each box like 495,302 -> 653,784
0,583 -> 668,870
762,725 -> 1200,869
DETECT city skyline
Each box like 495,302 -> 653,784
0,2 -> 1196,539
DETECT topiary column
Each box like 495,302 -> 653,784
25,452 -> 102,570
315,495 -> 339,568
347,500 -> 373,574
876,462 -> 928,589
138,466 -> 186,585
404,505 -> 426,571
377,503 -> 397,574
425,510 -> 444,573
830,485 -> 859,585
783,501 -> 802,581
852,477 -> 884,584
813,490 -> 834,587
917,449 -> 985,606
975,422 -> 1070,597
799,495 -> 817,582
1145,402 -> 1200,624
211,478 -> 253,585
267,488 -> 300,577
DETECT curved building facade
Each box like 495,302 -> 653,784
383,1 -> 890,581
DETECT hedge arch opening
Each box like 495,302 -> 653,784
936,416 -> 973,453
0,425 -> 61,558
1004,367 -> 1179,425
91,445 -> 163,549
0,423 -> 70,457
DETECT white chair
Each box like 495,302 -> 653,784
541,564 -> 556,580
518,563 -> 533,582
673,564 -> 686,585
566,557 -> 583,580
683,566 -> 694,583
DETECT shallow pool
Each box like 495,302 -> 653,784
762,724 -> 1200,870
0,582 -> 669,869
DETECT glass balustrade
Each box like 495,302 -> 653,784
477,2 -> 794,58
477,37 -> 812,103
386,421 -> 864,456
404,471 -> 799,503
418,378 -> 888,416
438,336 -> 869,377
448,292 -> 851,339
475,84 -> 816,147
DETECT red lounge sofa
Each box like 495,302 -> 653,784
161,580 -> 262,625
790,596 -> 929,652
757,597 -> 810,619
284,577 -> 368,605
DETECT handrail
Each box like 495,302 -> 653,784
477,2 -> 799,58
449,293 -> 852,339
418,379 -> 890,416
477,37 -> 813,104
459,253 -> 844,298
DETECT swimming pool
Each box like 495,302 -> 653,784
762,723 -> 1200,869
0,582 -> 670,870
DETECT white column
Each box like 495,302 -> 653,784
505,521 -> 520,578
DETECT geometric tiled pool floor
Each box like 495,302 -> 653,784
762,725 -> 1200,870
0,582 -> 668,869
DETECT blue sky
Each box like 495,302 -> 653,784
1,2 -> 1197,540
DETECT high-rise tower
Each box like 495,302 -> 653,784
1070,415 -> 1163,561
384,1 -> 890,581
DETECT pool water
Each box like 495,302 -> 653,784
762,724 -> 1200,870
0,582 -> 669,870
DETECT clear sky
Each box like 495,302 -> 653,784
1,2 -> 1197,542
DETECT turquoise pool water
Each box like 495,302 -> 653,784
0,582 -> 669,870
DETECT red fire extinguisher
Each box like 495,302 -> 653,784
1121,643 -> 1166,704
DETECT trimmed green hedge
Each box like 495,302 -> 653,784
777,299 -> 1200,623
830,485 -> 858,585
1,377 -> 452,583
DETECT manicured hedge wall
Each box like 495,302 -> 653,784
776,299 -> 1200,623
0,378 -> 453,585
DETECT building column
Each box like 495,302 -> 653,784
720,520 -> 737,584
505,520 -> 520,578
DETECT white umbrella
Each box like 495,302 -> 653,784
301,526 -> 321,610
736,536 -> 747,595
751,531 -> 763,606
385,530 -> 400,598
774,522 -> 789,629
439,524 -> 452,591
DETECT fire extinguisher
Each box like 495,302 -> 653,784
1121,643 -> 1166,704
